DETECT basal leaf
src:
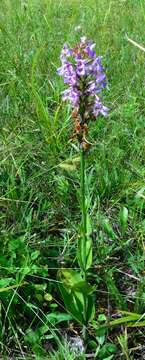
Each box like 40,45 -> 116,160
86,294 -> 95,323
58,269 -> 95,325
58,282 -> 84,324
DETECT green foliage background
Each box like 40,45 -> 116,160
0,0 -> 145,358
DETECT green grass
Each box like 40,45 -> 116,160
0,0 -> 145,358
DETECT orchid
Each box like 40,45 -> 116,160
57,38 -> 109,344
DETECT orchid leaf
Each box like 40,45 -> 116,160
58,269 -> 95,324
77,213 -> 92,271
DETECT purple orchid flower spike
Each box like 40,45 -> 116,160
58,37 -> 108,150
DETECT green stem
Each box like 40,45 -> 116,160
80,148 -> 87,275
80,148 -> 87,342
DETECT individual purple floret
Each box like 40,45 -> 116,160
57,37 -> 108,149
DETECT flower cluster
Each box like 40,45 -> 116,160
58,37 -> 108,150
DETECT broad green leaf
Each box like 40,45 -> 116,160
58,282 -> 84,324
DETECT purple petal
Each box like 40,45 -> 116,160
76,59 -> 88,76
93,96 -> 109,118
85,43 -> 96,58
60,43 -> 72,62
100,105 -> 109,117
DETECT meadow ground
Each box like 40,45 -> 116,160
0,0 -> 145,358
